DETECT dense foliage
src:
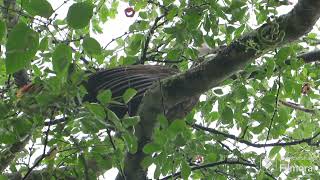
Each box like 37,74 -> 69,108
0,0 -> 319,179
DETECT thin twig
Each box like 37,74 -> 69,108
192,124 -> 320,148
161,159 -> 256,180
279,99 -> 316,114
140,14 -> 166,64
266,71 -> 281,142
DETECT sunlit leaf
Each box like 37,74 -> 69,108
123,88 -> 137,104
122,116 -> 140,128
97,89 -> 112,105
86,103 -> 106,120
143,142 -> 161,154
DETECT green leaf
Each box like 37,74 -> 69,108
123,132 -> 138,153
52,44 -> 72,74
13,118 -> 32,136
157,114 -> 168,129
39,37 -> 49,52
85,103 -> 106,120
277,107 -> 289,124
207,153 -> 218,162
275,47 -> 291,63
0,132 -> 17,144
181,160 -> 191,179
127,34 -> 144,55
107,109 -> 124,131
67,2 -> 94,29
269,146 -> 282,159
143,142 -> 161,154
5,22 -> 39,74
0,103 -> 9,118
0,20 -> 6,42
168,120 -> 186,134
122,116 -> 140,128
96,155 -> 113,171
22,0 -> 54,18
97,89 -> 112,105
98,4 -> 109,22
167,49 -> 180,61
83,37 -> 102,56
141,156 -> 153,169
0,174 -> 8,180
220,106 -> 233,124
123,88 -> 137,104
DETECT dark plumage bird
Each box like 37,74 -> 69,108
83,65 -> 181,118
18,65 -> 198,119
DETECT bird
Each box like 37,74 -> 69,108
17,65 -> 198,119
82,65 -> 179,118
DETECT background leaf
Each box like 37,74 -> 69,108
5,22 -> 39,74
67,2 -> 94,29
52,44 -> 72,75
83,37 -> 102,56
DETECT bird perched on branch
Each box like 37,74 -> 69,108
17,65 -> 198,119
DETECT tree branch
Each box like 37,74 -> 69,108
279,99 -> 316,114
192,124 -> 320,148
161,159 -> 256,180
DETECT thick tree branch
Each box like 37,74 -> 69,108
118,1 -> 320,179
